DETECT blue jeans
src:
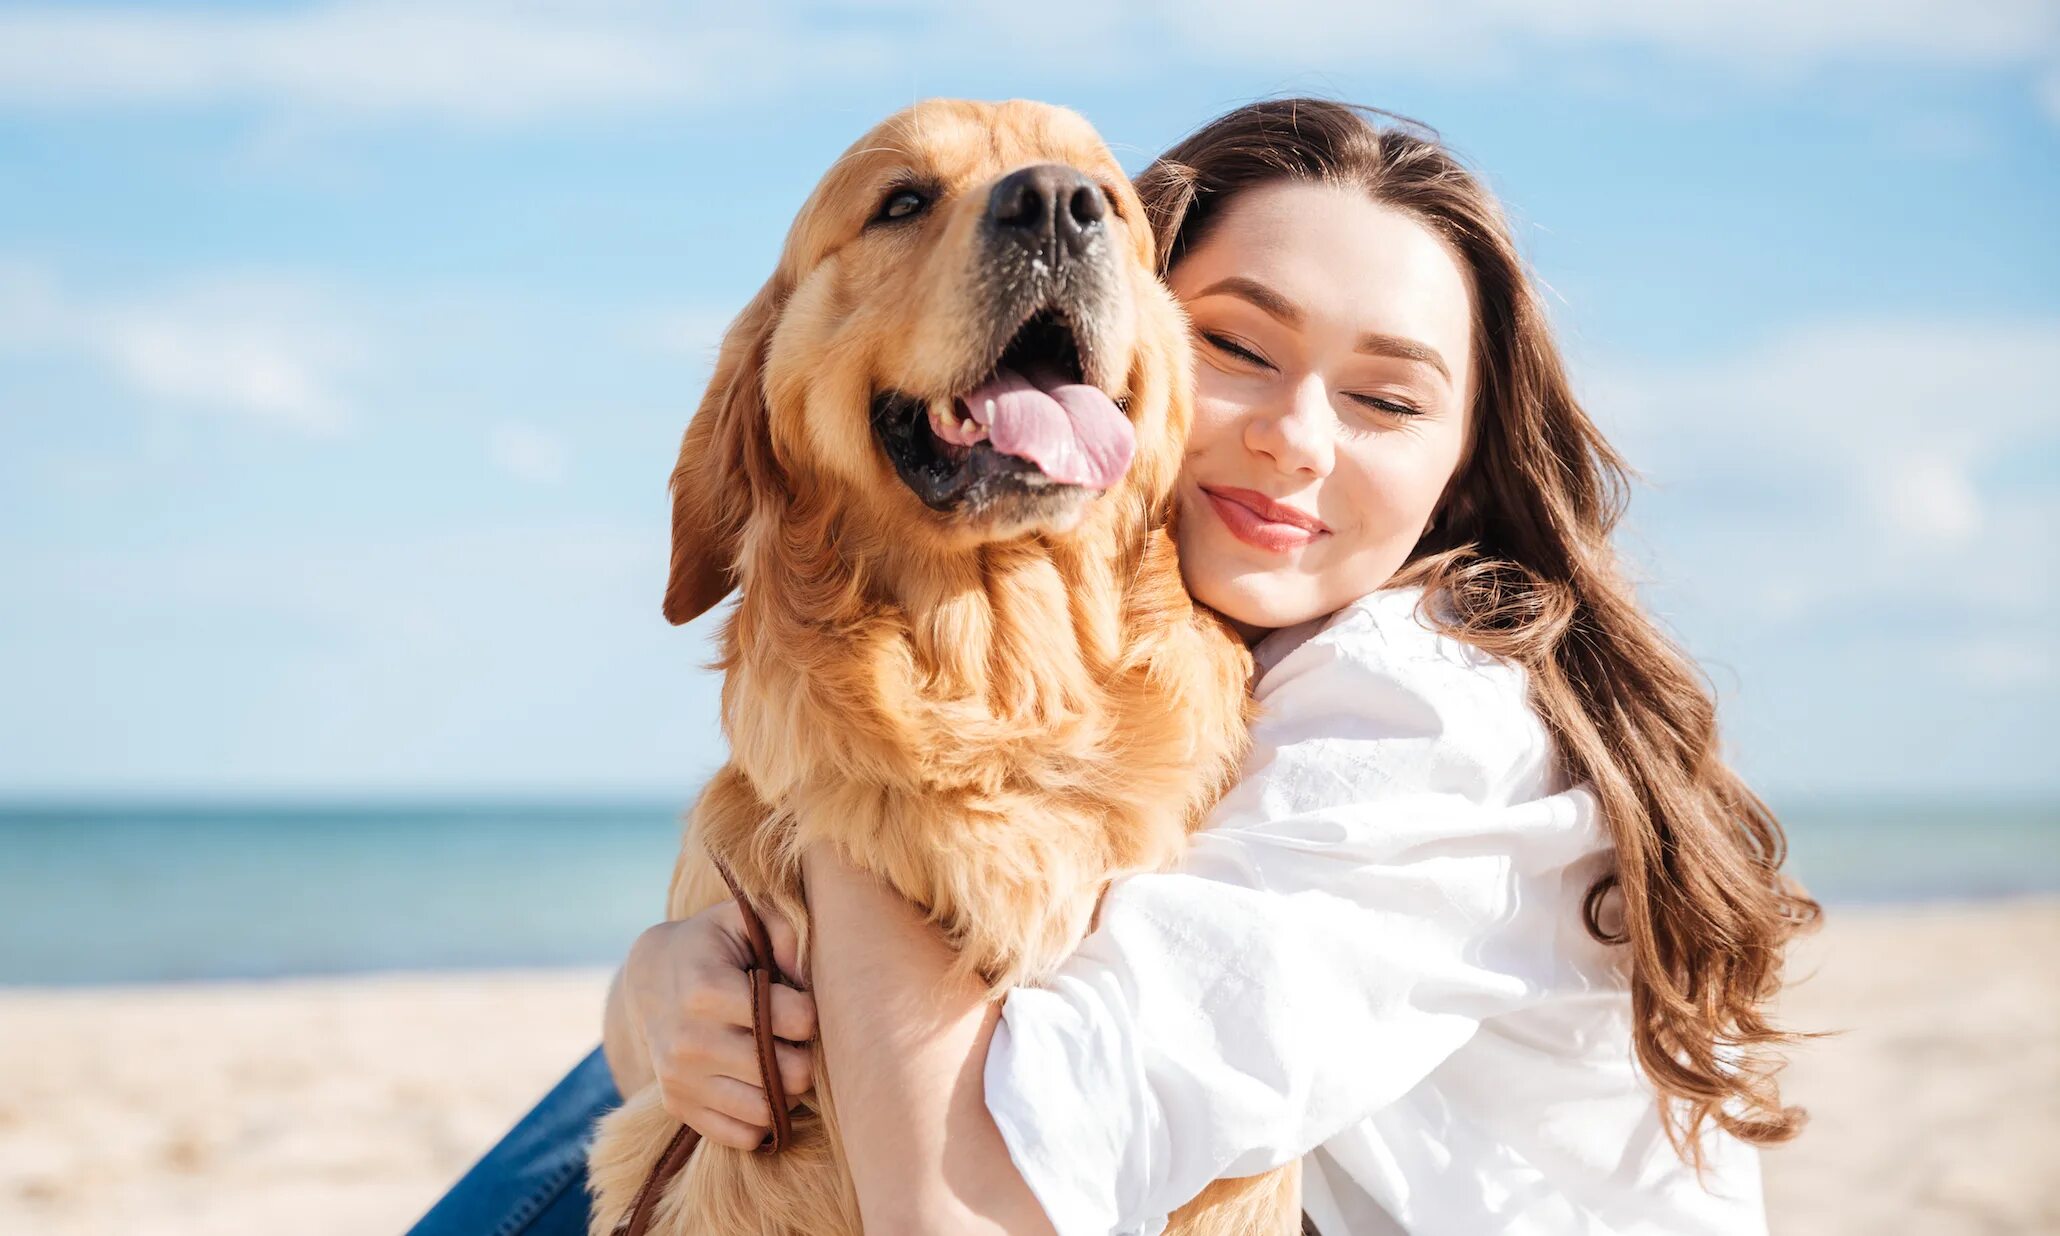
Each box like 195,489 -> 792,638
407,1044 -> 623,1236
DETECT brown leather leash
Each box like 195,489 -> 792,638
612,852 -> 795,1236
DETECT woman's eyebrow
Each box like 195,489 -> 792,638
1195,275 -> 1452,383
1196,276 -> 1304,327
1355,332 -> 1450,382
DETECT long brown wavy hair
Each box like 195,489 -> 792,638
1136,98 -> 1823,1163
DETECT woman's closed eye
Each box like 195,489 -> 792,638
1200,330 -> 1272,369
1344,392 -> 1424,419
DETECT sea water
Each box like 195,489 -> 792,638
1,796 -> 2053,985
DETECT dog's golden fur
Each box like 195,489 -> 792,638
586,99 -> 1298,1236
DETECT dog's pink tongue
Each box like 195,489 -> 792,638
957,366 -> 1134,490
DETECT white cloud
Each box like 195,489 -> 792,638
0,1 -> 876,123
0,262 -> 362,434
0,1 -> 2053,124
102,303 -> 353,435
1595,317 -> 2059,475
1475,0 -> 2056,66
1585,317 -> 2060,629
0,2 -> 698,121
1872,453 -> 1980,544
489,422 -> 568,484
1157,0 -> 2060,80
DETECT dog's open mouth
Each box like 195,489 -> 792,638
872,310 -> 1135,512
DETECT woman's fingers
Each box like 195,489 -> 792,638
707,895 -> 808,990
704,902 -> 807,1001
662,1020 -> 808,1088
711,1025 -> 815,1101
657,1082 -> 771,1151
679,952 -> 756,1029
773,1039 -> 815,1100
761,910 -> 807,989
697,1072 -> 785,1129
766,982 -> 817,1043
657,1069 -> 812,1151
679,945 -> 816,1041
690,1109 -> 768,1153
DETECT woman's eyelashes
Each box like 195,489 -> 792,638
1345,392 -> 1424,419
1200,330 -> 1271,369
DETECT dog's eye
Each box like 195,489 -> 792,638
875,188 -> 929,224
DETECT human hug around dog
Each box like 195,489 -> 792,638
414,95 -> 1822,1236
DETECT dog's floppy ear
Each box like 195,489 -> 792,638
662,277 -> 787,626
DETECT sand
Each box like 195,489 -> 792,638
1761,899 -> 2060,1235
2,900 -> 2055,1235
0,969 -> 613,1235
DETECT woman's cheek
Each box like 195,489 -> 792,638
1329,443 -> 1443,575
1185,387 -> 1245,455
1335,446 -> 1407,537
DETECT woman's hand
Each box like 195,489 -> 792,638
616,899 -> 818,1150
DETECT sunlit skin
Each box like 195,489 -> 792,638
1171,179 -> 1477,640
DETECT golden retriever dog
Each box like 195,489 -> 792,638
586,98 -> 1299,1236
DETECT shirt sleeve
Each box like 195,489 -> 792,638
981,595 -> 1608,1236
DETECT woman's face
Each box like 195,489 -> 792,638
1169,179 -> 1476,638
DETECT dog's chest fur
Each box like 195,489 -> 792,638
700,516 -> 1251,992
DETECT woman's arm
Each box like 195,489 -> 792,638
801,843 -> 1058,1236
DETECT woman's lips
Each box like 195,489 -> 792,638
1201,485 -> 1327,553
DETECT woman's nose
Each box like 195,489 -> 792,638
1244,377 -> 1335,478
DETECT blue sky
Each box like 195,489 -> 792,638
1,1 -> 2055,801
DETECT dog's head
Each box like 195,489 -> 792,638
663,98 -> 1191,625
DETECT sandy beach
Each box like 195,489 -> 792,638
3,900 -> 2055,1235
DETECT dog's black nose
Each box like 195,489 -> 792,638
987,164 -> 1106,264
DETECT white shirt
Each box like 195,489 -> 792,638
982,586 -> 1767,1235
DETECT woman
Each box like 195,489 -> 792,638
410,98 -> 1817,1236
